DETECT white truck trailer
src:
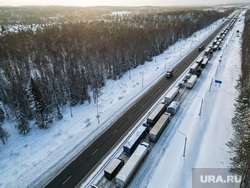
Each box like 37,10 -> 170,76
189,63 -> 199,74
186,75 -> 198,89
196,56 -> 204,65
164,87 -> 179,105
146,103 -> 166,126
115,142 -> 149,188
201,57 -> 209,69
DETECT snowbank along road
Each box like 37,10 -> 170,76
45,13 -> 237,188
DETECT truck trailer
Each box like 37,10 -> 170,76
149,113 -> 171,142
201,57 -> 209,69
204,48 -> 213,60
204,48 -> 210,56
186,75 -> 198,89
147,103 -> 166,126
189,63 -> 199,74
115,142 -> 149,188
104,158 -> 124,180
164,87 -> 179,105
196,56 -> 204,65
123,126 -> 147,156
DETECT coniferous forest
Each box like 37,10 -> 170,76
228,10 -> 250,188
0,6 -> 233,141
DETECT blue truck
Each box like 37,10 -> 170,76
123,126 -> 147,156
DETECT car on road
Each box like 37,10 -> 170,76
166,68 -> 174,78
198,44 -> 205,52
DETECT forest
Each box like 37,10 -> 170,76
227,10 -> 250,188
0,6 -> 233,142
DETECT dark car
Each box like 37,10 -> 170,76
198,44 -> 205,52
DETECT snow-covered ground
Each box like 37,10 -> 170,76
0,10 -> 241,188
85,10 -> 246,188
129,10 -> 246,188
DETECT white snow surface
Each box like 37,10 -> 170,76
0,10 -> 244,188
128,10 -> 246,188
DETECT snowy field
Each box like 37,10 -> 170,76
0,10 -> 242,188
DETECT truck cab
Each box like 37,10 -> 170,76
195,68 -> 202,77
166,68 -> 173,78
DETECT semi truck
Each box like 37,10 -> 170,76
123,126 -> 147,156
213,45 -> 218,52
115,142 -> 149,188
196,56 -> 204,65
201,57 -> 209,69
166,68 -> 173,78
186,75 -> 198,89
147,103 -> 166,126
189,63 -> 199,74
204,48 -> 213,60
204,48 -> 210,56
167,101 -> 180,115
104,158 -> 124,180
149,113 -> 171,142
164,87 -> 179,105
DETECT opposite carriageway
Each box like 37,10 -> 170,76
45,18 -> 231,188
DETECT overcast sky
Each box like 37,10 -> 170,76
0,0 -> 248,7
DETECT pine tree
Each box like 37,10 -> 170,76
0,125 -> 9,145
1,25 -> 6,33
28,77 -> 48,129
0,106 -> 4,123
16,110 -> 30,134
56,104 -> 63,120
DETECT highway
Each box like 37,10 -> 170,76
45,19 -> 231,188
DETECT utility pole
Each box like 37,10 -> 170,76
95,89 -> 100,124
165,57 -> 167,69
178,131 -> 187,157
196,95 -> 203,116
141,70 -> 144,88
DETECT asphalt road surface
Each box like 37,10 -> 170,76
45,18 -> 232,188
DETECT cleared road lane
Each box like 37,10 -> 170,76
45,19 -> 231,188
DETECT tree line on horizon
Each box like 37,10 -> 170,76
0,8 -> 233,144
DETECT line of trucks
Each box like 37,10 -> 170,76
102,85 -> 180,187
175,17 -> 236,91
91,17 -> 237,188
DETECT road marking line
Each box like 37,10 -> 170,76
129,115 -> 132,118
92,149 -> 98,155
63,175 -> 72,185
113,129 -> 118,134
